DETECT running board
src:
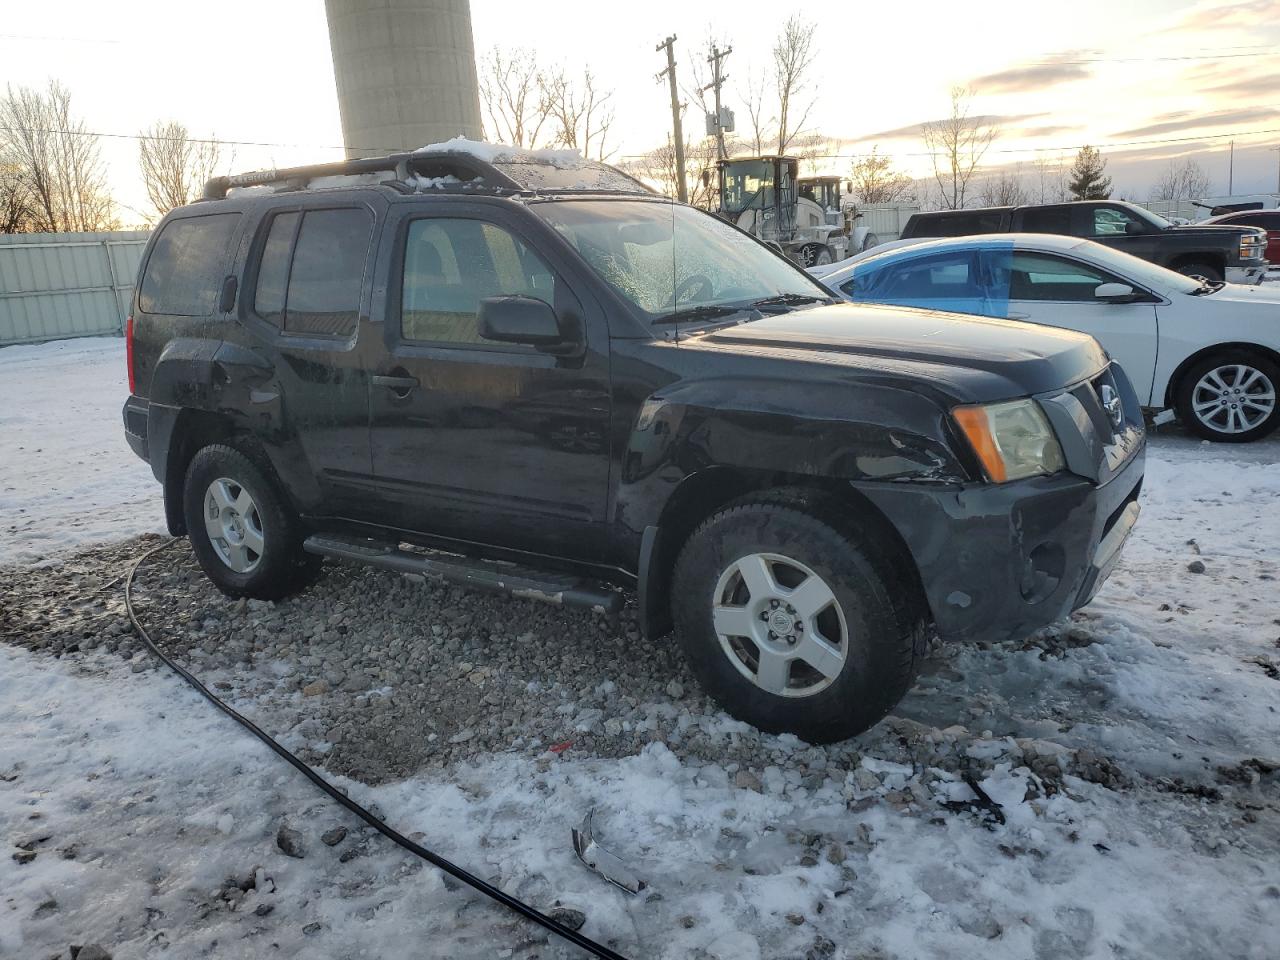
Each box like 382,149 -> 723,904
302,534 -> 623,616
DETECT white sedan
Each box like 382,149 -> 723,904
813,234 -> 1280,442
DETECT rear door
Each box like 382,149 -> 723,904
364,202 -> 612,560
235,196 -> 385,517
987,248 -> 1159,401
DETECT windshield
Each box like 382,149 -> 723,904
720,161 -> 772,214
1068,240 -> 1203,294
531,199 -> 830,322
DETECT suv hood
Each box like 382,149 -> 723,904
696,302 -> 1109,402
1167,222 -> 1263,239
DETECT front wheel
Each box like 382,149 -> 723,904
671,496 -> 924,743
183,443 -> 321,599
1175,352 -> 1280,442
798,243 -> 832,268
1174,261 -> 1223,282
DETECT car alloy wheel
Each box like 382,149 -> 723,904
1191,363 -> 1277,436
711,552 -> 848,697
203,477 -> 265,573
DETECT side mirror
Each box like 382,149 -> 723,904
479,296 -> 578,354
1124,220 -> 1145,236
1095,282 -> 1137,302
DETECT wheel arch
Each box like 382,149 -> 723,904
638,466 -> 928,640
1163,341 -> 1280,409
1167,252 -> 1226,277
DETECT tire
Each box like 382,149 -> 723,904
182,443 -> 321,599
862,232 -> 880,252
798,243 -> 831,268
1174,261 -> 1223,282
670,493 -> 925,743
1174,351 -> 1280,443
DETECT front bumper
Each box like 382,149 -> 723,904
860,447 -> 1143,643
1226,263 -> 1267,285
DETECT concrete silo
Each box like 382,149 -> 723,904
324,0 -> 484,157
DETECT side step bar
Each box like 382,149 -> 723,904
303,534 -> 623,616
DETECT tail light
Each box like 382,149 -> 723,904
125,314 -> 136,394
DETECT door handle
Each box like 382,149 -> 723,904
372,374 -> 420,396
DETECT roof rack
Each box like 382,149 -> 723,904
202,147 -> 653,201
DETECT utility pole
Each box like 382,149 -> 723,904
1228,139 -> 1235,195
705,44 -> 733,160
1271,146 -> 1280,193
656,35 -> 688,203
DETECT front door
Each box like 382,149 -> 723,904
366,206 -> 612,561
987,249 -> 1159,401
1073,203 -> 1163,262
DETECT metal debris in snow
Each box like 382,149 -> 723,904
571,809 -> 645,895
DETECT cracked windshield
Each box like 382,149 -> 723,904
532,200 -> 827,321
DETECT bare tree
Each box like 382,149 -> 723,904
625,135 -> 718,209
977,164 -> 1029,207
478,46 -> 554,149
1031,153 -> 1070,203
792,132 -> 829,177
772,15 -> 817,155
848,146 -> 914,204
739,66 -> 771,156
541,67 -> 616,161
1150,158 -> 1212,202
921,86 -> 997,209
0,80 -> 116,232
137,121 -> 223,220
0,160 -> 33,232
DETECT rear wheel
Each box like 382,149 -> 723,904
671,495 -> 924,743
1175,352 -> 1280,442
1174,261 -> 1223,282
183,443 -> 321,599
862,232 -> 880,252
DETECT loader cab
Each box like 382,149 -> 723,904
797,176 -> 845,227
717,156 -> 798,243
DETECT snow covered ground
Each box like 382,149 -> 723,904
0,338 -> 165,565
2,337 -> 1279,960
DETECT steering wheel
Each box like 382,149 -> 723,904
673,273 -> 714,305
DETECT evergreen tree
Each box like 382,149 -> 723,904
1068,145 -> 1112,200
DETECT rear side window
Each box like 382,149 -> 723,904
251,207 -> 372,337
139,213 -> 240,316
914,212 -> 1004,238
847,251 -> 982,300
1018,207 -> 1072,234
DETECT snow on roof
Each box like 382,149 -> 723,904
413,137 -> 584,168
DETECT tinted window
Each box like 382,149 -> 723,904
401,218 -> 555,345
1224,212 -> 1279,229
849,252 -> 982,300
253,211 -> 299,327
913,212 -> 1004,237
1007,252 -> 1111,301
284,208 -> 372,337
1018,207 -> 1073,234
139,213 -> 240,316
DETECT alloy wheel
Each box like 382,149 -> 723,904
204,477 -> 265,573
1191,363 -> 1277,435
711,552 -> 848,697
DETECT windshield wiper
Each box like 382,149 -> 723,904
751,293 -> 830,308
652,304 -> 746,324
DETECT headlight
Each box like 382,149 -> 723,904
1241,234 -> 1266,259
952,399 -> 1065,483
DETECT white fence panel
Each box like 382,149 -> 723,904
0,231 -> 150,346
855,204 -> 920,242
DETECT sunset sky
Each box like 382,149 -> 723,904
3,0 -> 1278,221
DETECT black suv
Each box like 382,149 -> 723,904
901,200 -> 1269,284
123,145 -> 1145,742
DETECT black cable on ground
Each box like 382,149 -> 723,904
124,538 -> 633,960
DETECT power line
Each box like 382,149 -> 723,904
0,125 -> 408,155
621,126 -> 1280,161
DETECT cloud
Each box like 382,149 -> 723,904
971,60 -> 1091,94
1206,73 -> 1280,98
859,113 -> 1044,142
1163,0 -> 1280,32
1007,122 -> 1080,139
1111,106 -> 1280,138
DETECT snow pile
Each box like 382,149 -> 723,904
414,136 -> 584,168
0,338 -> 165,565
